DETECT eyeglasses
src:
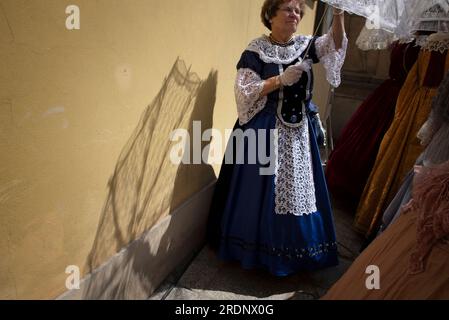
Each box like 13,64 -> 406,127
278,6 -> 302,16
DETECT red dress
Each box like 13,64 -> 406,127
325,42 -> 420,207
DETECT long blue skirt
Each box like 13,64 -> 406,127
207,104 -> 338,276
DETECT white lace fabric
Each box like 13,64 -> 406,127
397,1 -> 449,41
274,114 -> 318,216
422,36 -> 449,53
246,35 -> 313,65
413,32 -> 449,53
322,0 -> 449,42
315,30 -> 348,88
321,0 -> 403,32
235,68 -> 267,125
410,1 -> 449,34
356,25 -> 398,50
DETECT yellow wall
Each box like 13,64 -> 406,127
0,0 -> 317,299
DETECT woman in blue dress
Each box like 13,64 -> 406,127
207,0 -> 347,276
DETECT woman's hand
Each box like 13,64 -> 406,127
280,61 -> 311,86
280,64 -> 302,86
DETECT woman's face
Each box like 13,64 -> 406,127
271,0 -> 302,34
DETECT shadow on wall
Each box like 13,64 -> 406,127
82,58 -> 217,299
170,66 -> 218,210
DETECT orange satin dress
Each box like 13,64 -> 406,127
354,49 -> 449,237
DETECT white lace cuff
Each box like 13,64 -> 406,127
235,68 -> 267,125
315,30 -> 348,88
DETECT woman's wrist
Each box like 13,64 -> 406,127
261,76 -> 282,96
275,75 -> 282,89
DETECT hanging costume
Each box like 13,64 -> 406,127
322,159 -> 449,300
354,48 -> 449,237
354,2 -> 449,237
380,69 -> 449,232
326,41 -> 420,205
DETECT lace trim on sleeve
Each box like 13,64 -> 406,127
315,30 -> 348,88
235,68 -> 267,125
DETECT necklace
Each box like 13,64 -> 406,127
269,34 -> 295,47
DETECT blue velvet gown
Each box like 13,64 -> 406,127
207,34 -> 342,276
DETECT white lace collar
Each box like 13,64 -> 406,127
422,37 -> 449,53
246,34 -> 313,64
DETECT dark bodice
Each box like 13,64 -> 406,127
237,36 -> 320,126
278,58 -> 314,126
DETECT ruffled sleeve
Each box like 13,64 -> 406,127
235,51 -> 267,125
315,30 -> 348,88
